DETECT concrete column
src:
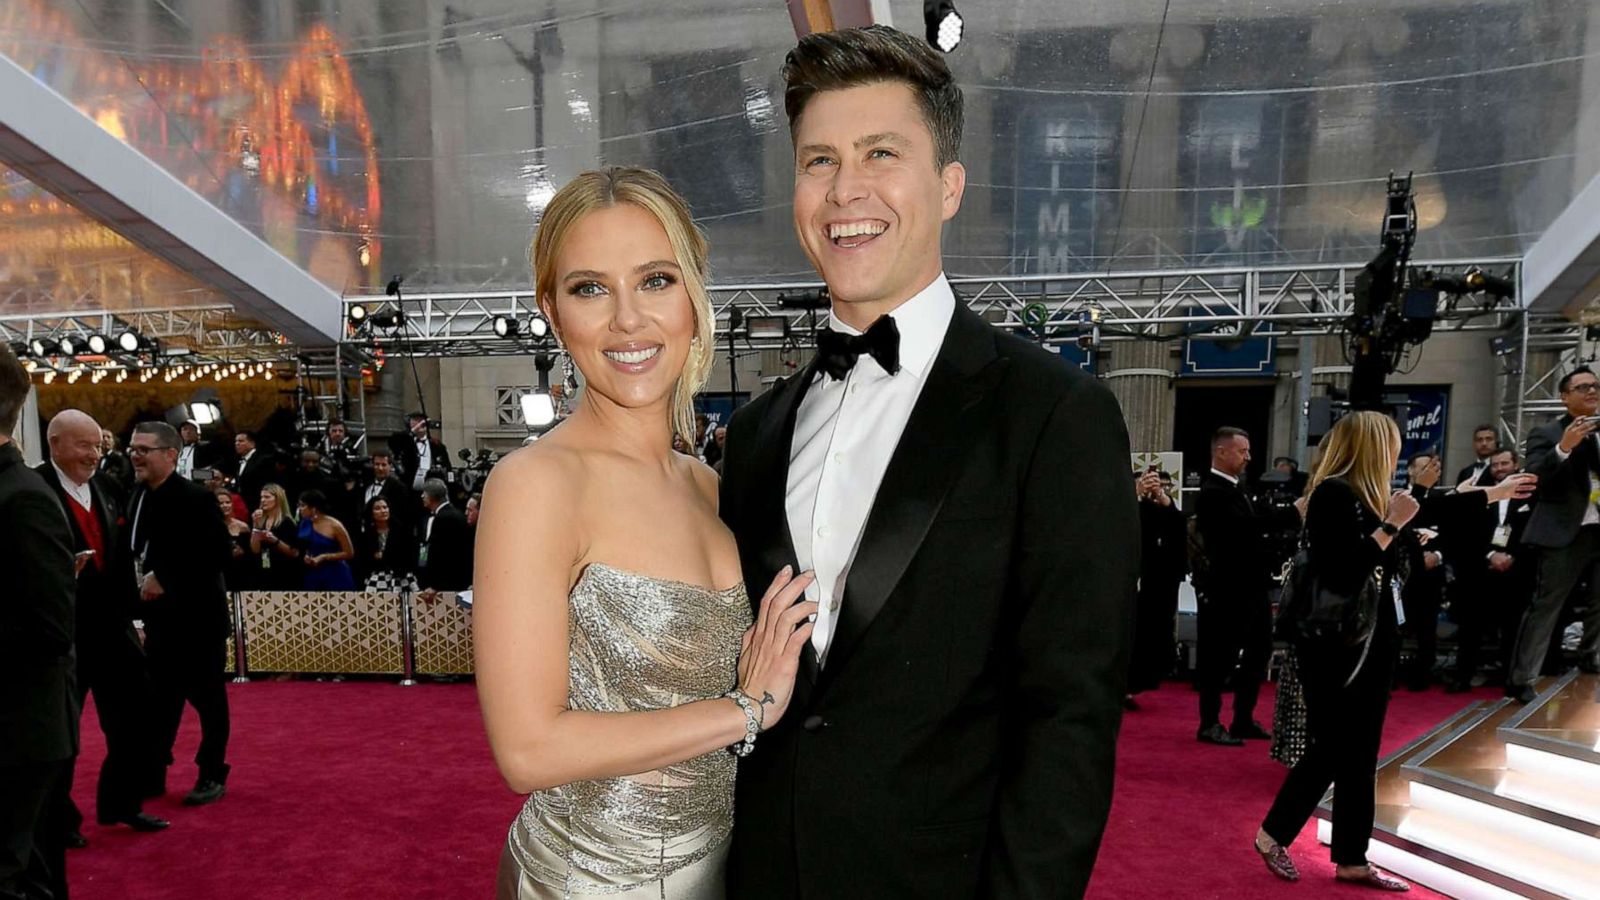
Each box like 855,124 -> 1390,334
1105,340 -> 1174,452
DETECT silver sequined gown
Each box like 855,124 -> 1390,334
498,563 -> 751,899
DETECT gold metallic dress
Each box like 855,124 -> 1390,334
498,563 -> 751,899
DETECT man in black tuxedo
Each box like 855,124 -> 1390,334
356,449 -> 412,535
1399,454 -> 1450,691
174,420 -> 219,482
720,27 -> 1138,899
39,410 -> 168,838
416,478 -> 473,595
1193,427 -> 1275,746
1128,469 -> 1187,702
0,344 -> 78,900
1456,424 -> 1501,488
96,428 -> 134,501
128,422 -> 234,805
1449,449 -> 1537,692
388,413 -> 450,494
231,430 -> 276,512
1507,366 -> 1600,701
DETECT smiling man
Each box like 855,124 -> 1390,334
719,25 -> 1139,900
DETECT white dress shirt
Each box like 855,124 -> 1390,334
786,274 -> 955,664
1209,467 -> 1239,485
177,442 -> 197,478
1552,435 -> 1600,527
52,462 -> 92,513
413,438 -> 432,490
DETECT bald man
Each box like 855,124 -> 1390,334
37,411 -> 169,836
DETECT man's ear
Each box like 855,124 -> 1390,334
940,161 -> 967,222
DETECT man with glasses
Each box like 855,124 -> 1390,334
128,422 -> 234,804
1506,366 -> 1600,701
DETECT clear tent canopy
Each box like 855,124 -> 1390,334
0,0 -> 1593,304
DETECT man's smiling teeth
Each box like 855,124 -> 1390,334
603,346 -> 660,365
828,221 -> 887,240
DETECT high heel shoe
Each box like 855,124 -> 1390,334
1254,836 -> 1299,882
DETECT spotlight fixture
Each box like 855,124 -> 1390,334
924,0 -> 963,53
521,391 -> 557,428
58,336 -> 78,356
528,316 -> 550,338
6,341 -> 26,359
492,315 -> 520,338
29,338 -> 50,358
348,303 -> 369,324
369,308 -> 406,329
746,315 -> 790,340
86,334 -> 110,355
117,330 -> 141,352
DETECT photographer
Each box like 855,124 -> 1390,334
317,418 -> 360,470
1128,469 -> 1186,705
388,413 -> 450,493
1194,427 -> 1276,746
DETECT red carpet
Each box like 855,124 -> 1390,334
64,680 -> 1490,899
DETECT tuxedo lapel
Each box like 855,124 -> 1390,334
750,359 -> 820,681
816,306 -> 1007,694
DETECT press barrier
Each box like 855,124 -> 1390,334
228,590 -> 472,685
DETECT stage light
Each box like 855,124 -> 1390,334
528,316 -> 550,338
66,369 -> 81,384
370,308 -> 405,329
86,334 -> 110,355
924,0 -> 963,52
348,303 -> 368,324
189,401 -> 221,425
1465,268 -> 1515,300
42,370 -> 55,384
493,316 -> 520,338
29,338 -> 50,358
521,391 -> 557,428
746,315 -> 790,340
58,336 -> 78,356
116,330 -> 142,352
7,341 -> 27,360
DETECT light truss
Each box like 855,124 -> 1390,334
0,303 -> 296,372
341,258 -> 1528,355
1498,311 -> 1591,447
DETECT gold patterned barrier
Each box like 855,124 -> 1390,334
410,592 -> 475,675
238,591 -> 405,674
225,633 -> 236,675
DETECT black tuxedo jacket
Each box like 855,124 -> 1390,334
34,464 -> 141,642
720,305 -> 1139,899
97,450 -> 135,500
1194,471 -> 1273,594
1456,460 -> 1494,489
1522,416 -> 1598,549
1139,499 -> 1188,588
129,473 -> 233,640
233,449 -> 279,511
0,443 -> 79,765
418,503 -> 472,591
1460,492 -> 1536,574
388,433 -> 450,485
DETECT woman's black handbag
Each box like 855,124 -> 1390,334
1274,544 -> 1382,648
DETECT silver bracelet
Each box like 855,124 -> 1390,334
724,690 -> 760,757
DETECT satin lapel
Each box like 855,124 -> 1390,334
750,360 -> 822,683
815,307 -> 1007,695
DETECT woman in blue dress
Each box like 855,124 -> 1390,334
296,488 -> 356,590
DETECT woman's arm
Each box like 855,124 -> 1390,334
324,520 -> 355,563
1306,479 -> 1385,595
473,448 -> 811,795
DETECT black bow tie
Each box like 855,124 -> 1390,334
816,316 -> 901,381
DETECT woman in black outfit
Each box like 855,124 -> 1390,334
355,496 -> 418,592
1255,411 -> 1536,890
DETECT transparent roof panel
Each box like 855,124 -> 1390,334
1,0 -> 1593,294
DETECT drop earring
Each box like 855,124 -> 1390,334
562,352 -> 578,395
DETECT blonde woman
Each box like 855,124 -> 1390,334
248,483 -> 301,590
1255,411 -> 1535,890
474,167 -> 814,899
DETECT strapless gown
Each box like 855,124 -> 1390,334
498,563 -> 751,900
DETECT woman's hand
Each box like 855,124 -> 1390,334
306,554 -> 322,568
1414,456 -> 1442,489
1486,472 -> 1537,503
735,566 -> 817,732
1386,490 -> 1421,529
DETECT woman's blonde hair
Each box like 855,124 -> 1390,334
1305,411 -> 1401,518
259,483 -> 296,529
530,167 -> 715,444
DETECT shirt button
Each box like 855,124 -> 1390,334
833,452 -> 845,465
849,383 -> 860,395
829,598 -> 840,613
817,525 -> 829,539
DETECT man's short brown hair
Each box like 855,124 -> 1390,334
782,24 -> 964,169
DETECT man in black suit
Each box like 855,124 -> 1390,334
356,449 -> 412,535
128,422 -> 234,805
0,344 -> 78,900
1193,427 -> 1275,746
388,413 -> 450,494
720,27 -> 1138,899
39,410 -> 168,838
1448,449 -> 1537,692
96,428 -> 134,501
231,430 -> 276,512
416,478 -> 472,595
1129,469 -> 1187,703
174,420 -> 219,482
1507,366 -> 1600,701
1398,453 -> 1451,690
1456,424 -> 1501,488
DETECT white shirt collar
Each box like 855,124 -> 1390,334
52,462 -> 92,510
825,273 -> 955,380
1210,467 -> 1239,485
